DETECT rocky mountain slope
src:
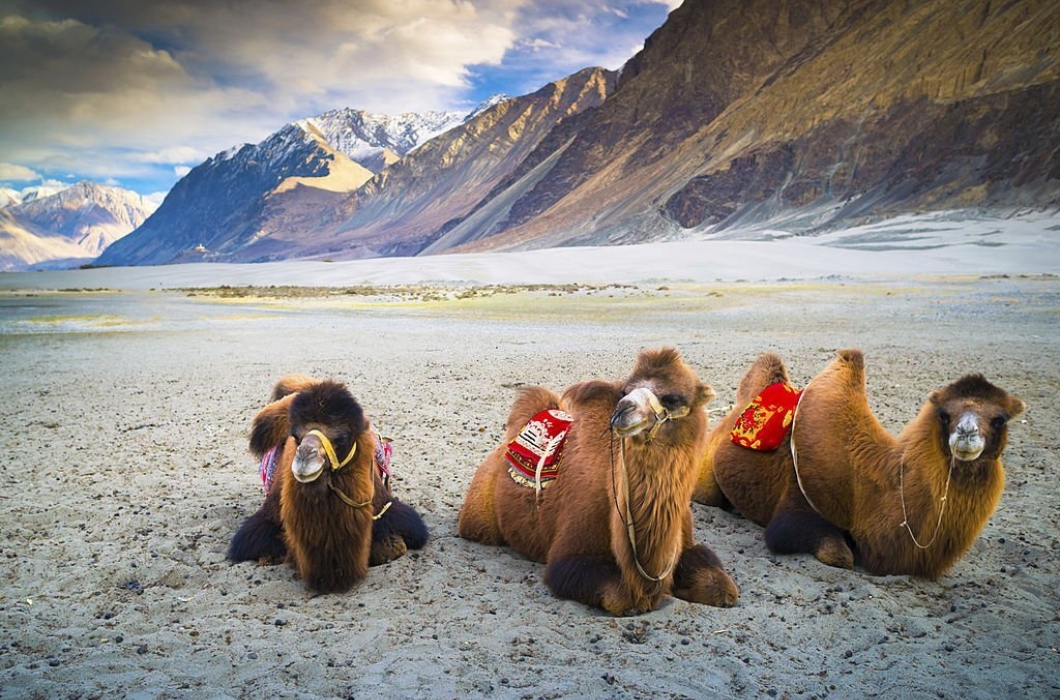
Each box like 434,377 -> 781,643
456,0 -> 1060,252
0,182 -> 156,270
96,102 -> 492,265
97,0 -> 1059,266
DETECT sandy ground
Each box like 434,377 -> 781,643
0,256 -> 1058,698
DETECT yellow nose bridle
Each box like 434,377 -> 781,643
305,429 -> 357,470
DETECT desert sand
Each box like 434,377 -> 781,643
0,220 -> 1058,699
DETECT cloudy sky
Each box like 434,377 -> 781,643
0,0 -> 678,200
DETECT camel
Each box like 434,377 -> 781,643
694,349 -> 1025,579
228,375 -> 428,593
459,347 -> 739,615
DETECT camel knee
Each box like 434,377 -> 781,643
672,544 -> 739,608
228,510 -> 287,563
765,510 -> 851,568
545,555 -> 626,613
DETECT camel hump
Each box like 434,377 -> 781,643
506,386 -> 562,435
835,349 -> 864,369
737,352 -> 790,404
271,373 -> 318,401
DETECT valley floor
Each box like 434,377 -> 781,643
0,274 -> 1057,698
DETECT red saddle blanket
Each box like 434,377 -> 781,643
731,382 -> 802,451
506,408 -> 573,489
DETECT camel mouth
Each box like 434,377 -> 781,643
951,445 -> 985,462
292,464 -> 325,483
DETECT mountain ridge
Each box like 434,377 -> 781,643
96,0 -> 1059,267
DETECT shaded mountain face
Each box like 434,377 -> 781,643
0,182 -> 155,270
452,0 -> 1060,252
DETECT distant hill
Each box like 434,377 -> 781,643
0,181 -> 156,270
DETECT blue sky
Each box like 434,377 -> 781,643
0,0 -> 678,200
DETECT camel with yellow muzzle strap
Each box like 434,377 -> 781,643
228,375 -> 428,593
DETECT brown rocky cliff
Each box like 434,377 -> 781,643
454,0 -> 1060,253
316,67 -> 617,258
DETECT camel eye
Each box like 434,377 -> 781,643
991,416 -> 1007,431
660,393 -> 685,409
936,409 -> 950,427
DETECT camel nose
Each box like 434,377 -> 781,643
292,434 -> 327,482
956,415 -> 979,438
950,413 -> 985,461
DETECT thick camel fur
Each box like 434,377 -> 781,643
459,347 -> 739,615
228,376 -> 428,593
695,349 -> 1025,578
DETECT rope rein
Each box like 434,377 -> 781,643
608,389 -> 685,586
788,381 -> 824,516
899,451 -> 953,549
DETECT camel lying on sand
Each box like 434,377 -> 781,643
228,376 -> 428,593
460,347 -> 739,615
695,349 -> 1025,578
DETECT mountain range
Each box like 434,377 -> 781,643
0,182 -> 156,270
90,0 -> 1060,266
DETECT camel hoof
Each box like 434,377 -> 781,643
678,568 -> 740,608
370,536 -> 408,566
815,539 -> 854,569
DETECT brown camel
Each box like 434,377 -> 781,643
228,376 -> 428,593
459,347 -> 739,615
695,349 -> 1025,579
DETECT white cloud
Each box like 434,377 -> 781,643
0,162 -> 40,181
0,0 -> 671,193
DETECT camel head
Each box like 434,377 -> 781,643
610,347 -> 715,443
286,381 -> 368,483
928,374 -> 1025,463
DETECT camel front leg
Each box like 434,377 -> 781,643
544,554 -> 646,615
672,544 -> 739,607
765,509 -> 854,569
370,499 -> 429,566
672,508 -> 739,606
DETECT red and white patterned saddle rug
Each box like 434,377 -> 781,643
505,408 -> 573,491
731,382 -> 802,451
258,428 -> 393,494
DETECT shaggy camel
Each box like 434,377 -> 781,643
694,349 -> 1025,578
228,376 -> 428,593
459,347 -> 739,615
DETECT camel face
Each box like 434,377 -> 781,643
611,385 -> 691,439
930,373 -> 1025,463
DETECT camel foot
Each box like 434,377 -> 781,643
369,535 -> 408,566
814,538 -> 854,570
673,544 -> 739,607
601,582 -> 650,617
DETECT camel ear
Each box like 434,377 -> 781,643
696,383 -> 716,407
1005,395 -> 1026,420
249,394 -> 295,457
